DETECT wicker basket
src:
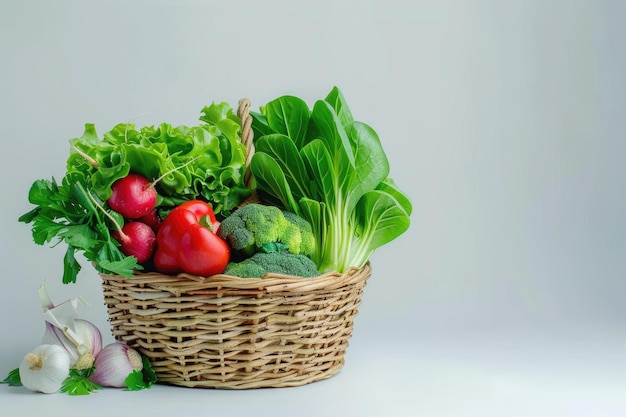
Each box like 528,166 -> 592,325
99,99 -> 372,389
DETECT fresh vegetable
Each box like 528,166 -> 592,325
249,87 -> 412,273
223,251 -> 319,278
89,188 -> 157,265
60,369 -> 102,396
112,221 -> 157,265
218,203 -> 315,261
107,173 -> 157,219
34,282 -> 103,395
89,343 -> 143,389
19,101 -> 251,283
42,320 -> 102,370
153,200 -> 230,276
138,208 -> 162,233
1,369 -> 21,386
39,281 -> 103,370
19,174 -> 140,283
19,344 -> 71,394
68,102 -> 250,215
3,284 -> 155,395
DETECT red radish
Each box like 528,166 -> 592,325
108,174 -> 157,219
138,209 -> 162,233
112,221 -> 157,264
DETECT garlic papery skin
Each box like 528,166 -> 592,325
38,282 -> 103,370
89,343 -> 143,388
19,344 -> 71,394
42,319 -> 103,369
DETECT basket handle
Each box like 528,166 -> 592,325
237,98 -> 255,189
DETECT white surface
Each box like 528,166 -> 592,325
2,0 -> 626,415
3,329 -> 626,417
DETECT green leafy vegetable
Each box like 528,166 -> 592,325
1,368 -> 22,386
60,369 -> 102,396
250,87 -> 412,273
19,102 -> 252,284
19,174 -> 139,283
69,102 -> 250,215
125,356 -> 157,391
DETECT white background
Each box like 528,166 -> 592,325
1,1 -> 625,416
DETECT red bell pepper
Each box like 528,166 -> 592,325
153,200 -> 230,276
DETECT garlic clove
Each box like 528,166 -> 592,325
19,344 -> 71,394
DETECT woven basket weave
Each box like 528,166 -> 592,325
99,99 -> 371,389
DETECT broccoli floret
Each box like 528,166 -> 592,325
281,210 -> 316,257
218,204 -> 283,259
219,204 -> 316,260
222,258 -> 267,278
223,251 -> 319,278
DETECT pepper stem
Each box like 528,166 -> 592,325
198,214 -> 214,231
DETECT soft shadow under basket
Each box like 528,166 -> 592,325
99,99 -> 372,389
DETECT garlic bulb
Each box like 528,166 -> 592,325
38,281 -> 103,370
89,343 -> 143,388
19,344 -> 70,394
42,319 -> 103,369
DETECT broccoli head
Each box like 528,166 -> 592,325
223,251 -> 319,278
219,203 -> 316,260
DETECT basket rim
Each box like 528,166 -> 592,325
100,262 -> 371,294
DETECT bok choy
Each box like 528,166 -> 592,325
250,87 -> 412,273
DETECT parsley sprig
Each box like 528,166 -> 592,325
60,368 -> 102,396
18,172 -> 139,283
125,356 -> 157,391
